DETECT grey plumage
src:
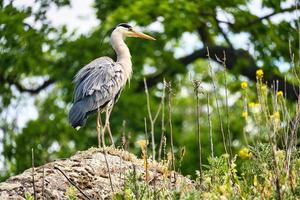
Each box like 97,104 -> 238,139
68,24 -> 155,130
69,57 -> 126,128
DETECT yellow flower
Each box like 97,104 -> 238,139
256,69 -> 264,79
249,102 -> 260,113
137,139 -> 148,149
137,140 -> 148,155
270,111 -> 280,120
239,147 -> 251,159
241,82 -> 248,89
277,91 -> 283,98
249,102 -> 259,108
253,175 -> 258,187
274,111 -> 280,119
242,111 -> 248,119
137,139 -> 149,181
249,102 -> 254,108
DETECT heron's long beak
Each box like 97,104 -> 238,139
130,31 -> 156,40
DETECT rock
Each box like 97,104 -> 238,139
0,147 -> 192,199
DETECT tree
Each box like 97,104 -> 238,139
0,0 -> 299,179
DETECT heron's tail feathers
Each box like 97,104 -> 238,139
69,100 -> 88,129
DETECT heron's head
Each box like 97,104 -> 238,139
114,23 -> 156,40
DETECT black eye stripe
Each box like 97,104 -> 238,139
117,23 -> 132,29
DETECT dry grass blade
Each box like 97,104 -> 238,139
31,148 -> 37,200
158,79 -> 166,162
206,93 -> 214,158
144,78 -> 162,161
54,166 -> 92,200
193,80 -> 203,182
206,48 -> 228,155
167,81 -> 176,173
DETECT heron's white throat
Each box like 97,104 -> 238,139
110,29 -> 132,80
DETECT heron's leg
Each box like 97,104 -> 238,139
96,109 -> 102,148
101,107 -> 114,147
100,111 -> 108,148
105,106 -> 115,147
101,120 -> 106,148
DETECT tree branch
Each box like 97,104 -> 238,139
205,6 -> 297,28
246,6 -> 298,26
197,26 -> 214,47
141,46 -> 299,101
214,18 -> 234,49
0,76 -> 55,94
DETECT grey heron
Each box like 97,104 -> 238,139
68,23 -> 155,147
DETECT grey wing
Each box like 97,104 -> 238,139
69,57 -> 125,128
73,57 -> 125,109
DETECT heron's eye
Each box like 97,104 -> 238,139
128,27 -> 133,31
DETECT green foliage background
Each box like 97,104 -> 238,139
0,0 -> 299,181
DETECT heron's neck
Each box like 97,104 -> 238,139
111,32 -> 132,80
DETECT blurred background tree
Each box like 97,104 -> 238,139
0,0 -> 299,180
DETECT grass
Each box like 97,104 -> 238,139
111,144 -> 300,199
110,61 -> 300,199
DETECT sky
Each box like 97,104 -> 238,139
12,0 -> 99,36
